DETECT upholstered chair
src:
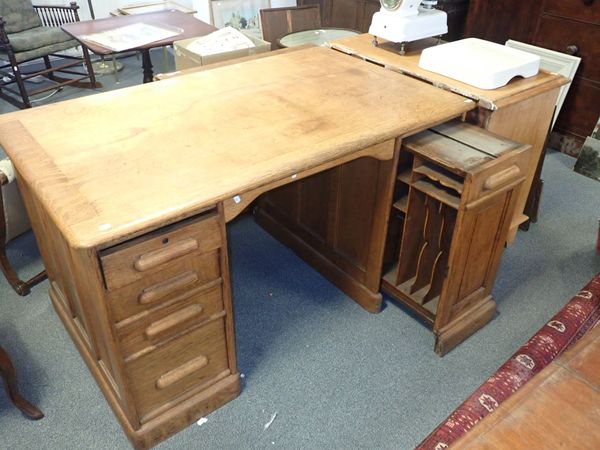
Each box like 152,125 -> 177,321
0,0 -> 97,108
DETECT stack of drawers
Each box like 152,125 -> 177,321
464,0 -> 599,144
99,209 -> 235,425
533,0 -> 599,141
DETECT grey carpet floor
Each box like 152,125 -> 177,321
1,53 -> 599,450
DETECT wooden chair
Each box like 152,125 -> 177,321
260,5 -> 322,50
0,0 -> 98,109
0,159 -> 46,296
0,345 -> 43,419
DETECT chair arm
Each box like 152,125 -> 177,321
34,1 -> 81,27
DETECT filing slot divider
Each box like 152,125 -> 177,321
382,120 -> 530,353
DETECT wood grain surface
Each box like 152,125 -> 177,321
0,46 -> 472,250
330,34 -> 568,110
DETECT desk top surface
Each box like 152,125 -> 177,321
62,10 -> 215,54
0,46 -> 473,249
330,34 -> 569,110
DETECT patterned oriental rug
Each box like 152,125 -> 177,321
416,273 -> 600,450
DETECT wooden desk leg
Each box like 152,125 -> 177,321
141,49 -> 154,84
0,346 -> 44,420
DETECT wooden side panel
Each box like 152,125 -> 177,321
471,88 -> 559,243
297,170 -> 332,243
334,157 -> 380,270
257,143 -> 398,312
456,198 -> 507,302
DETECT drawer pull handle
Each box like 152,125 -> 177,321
145,304 -> 204,339
134,237 -> 199,272
138,271 -> 199,305
566,44 -> 579,56
483,165 -> 521,190
155,354 -> 208,390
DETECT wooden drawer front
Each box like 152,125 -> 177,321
108,249 -> 221,322
100,211 -> 222,291
116,282 -> 224,359
544,0 -> 600,25
535,16 -> 600,81
555,77 -> 600,137
126,318 -> 229,422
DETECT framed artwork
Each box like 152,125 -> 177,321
211,0 -> 271,40
505,40 -> 581,130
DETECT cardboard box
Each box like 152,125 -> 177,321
173,31 -> 270,71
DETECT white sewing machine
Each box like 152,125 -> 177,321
369,0 -> 447,54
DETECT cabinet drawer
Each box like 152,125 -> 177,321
543,0 -> 600,24
126,318 -> 229,422
555,77 -> 600,137
108,249 -> 222,322
116,281 -> 225,359
100,210 -> 222,291
535,15 -> 600,81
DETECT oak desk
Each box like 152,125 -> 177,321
330,34 -> 569,244
0,47 -> 473,448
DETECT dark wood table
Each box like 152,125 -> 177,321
62,10 -> 216,83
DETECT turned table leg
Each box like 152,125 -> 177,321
0,345 -> 43,420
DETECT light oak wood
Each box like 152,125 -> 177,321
330,33 -> 567,242
452,324 -> 600,449
0,46 -> 481,448
330,34 -> 568,110
382,121 -> 531,354
0,46 -> 473,251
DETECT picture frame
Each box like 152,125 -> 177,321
210,0 -> 271,40
505,40 -> 581,130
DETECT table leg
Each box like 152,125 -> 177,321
142,49 -> 154,83
0,346 -> 44,420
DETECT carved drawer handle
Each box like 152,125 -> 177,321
483,165 -> 521,190
145,304 -> 204,339
134,237 -> 199,272
138,271 -> 198,305
566,44 -> 579,56
155,354 -> 208,390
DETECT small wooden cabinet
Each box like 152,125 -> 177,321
381,121 -> 530,354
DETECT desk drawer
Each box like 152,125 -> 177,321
543,0 -> 600,24
535,15 -> 600,81
100,209 -> 222,291
126,317 -> 229,422
108,249 -> 222,322
116,281 -> 224,359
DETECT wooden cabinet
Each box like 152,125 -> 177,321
381,121 -> 530,354
300,0 -> 469,38
464,0 -> 600,143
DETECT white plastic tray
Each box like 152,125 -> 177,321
418,38 -> 540,90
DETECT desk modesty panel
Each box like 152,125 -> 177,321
0,47 -> 475,448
